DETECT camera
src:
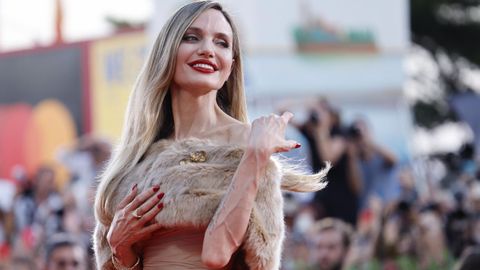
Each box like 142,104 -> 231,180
309,110 -> 320,124
347,124 -> 362,139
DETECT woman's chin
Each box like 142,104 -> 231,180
179,82 -> 223,94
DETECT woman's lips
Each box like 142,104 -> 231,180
188,60 -> 218,74
190,63 -> 215,74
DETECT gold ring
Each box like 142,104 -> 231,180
132,210 -> 142,219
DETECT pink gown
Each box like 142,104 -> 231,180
141,227 -> 232,270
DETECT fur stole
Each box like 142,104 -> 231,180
94,138 -> 329,270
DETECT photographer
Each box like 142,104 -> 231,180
287,99 -> 363,225
348,118 -> 399,209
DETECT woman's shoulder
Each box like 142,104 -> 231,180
190,120 -> 250,147
145,120 -> 250,157
145,123 -> 250,155
225,121 -> 250,146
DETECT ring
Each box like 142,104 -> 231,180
132,209 -> 142,219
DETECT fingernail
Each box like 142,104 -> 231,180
157,203 -> 164,209
153,185 -> 160,192
132,184 -> 137,191
295,143 -> 301,149
157,193 -> 165,200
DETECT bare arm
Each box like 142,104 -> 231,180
201,112 -> 299,269
358,124 -> 397,167
371,142 -> 398,167
346,141 -> 364,196
201,149 -> 268,268
310,105 -> 345,165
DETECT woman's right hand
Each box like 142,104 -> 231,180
247,112 -> 300,160
107,184 -> 165,267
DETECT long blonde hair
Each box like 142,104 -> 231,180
95,1 -> 247,225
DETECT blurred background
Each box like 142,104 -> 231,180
1,0 -> 480,269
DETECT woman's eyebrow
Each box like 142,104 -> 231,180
186,27 -> 232,41
185,27 -> 202,34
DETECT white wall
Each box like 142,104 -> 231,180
148,0 -> 409,53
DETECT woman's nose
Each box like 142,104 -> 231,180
197,40 -> 214,57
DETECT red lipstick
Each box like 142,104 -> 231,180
188,59 -> 218,74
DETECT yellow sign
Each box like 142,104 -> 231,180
89,31 -> 147,141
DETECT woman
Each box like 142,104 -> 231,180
93,1 -> 329,269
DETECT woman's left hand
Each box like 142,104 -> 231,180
247,111 -> 300,160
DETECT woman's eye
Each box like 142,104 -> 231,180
216,40 -> 229,48
182,35 -> 198,42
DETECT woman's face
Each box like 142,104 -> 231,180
172,9 -> 234,94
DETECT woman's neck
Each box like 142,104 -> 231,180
170,87 -> 227,140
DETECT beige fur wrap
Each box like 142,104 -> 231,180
93,138 -> 329,270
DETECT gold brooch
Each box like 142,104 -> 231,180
180,150 -> 207,165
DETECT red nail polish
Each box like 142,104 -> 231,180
295,143 -> 301,149
153,186 -> 160,192
132,184 -> 137,191
157,203 -> 164,209
157,193 -> 165,200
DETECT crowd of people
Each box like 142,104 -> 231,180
280,99 -> 480,270
0,99 -> 479,269
0,137 -> 110,269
